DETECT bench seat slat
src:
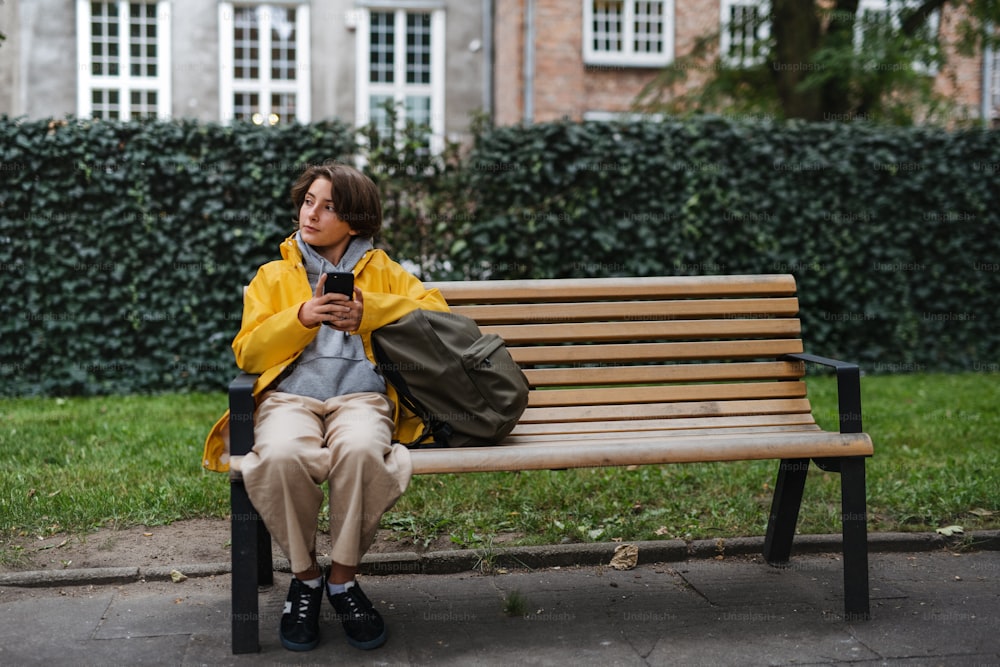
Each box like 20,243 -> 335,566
484,319 -> 801,344
510,413 -> 819,435
409,431 -> 874,475
451,297 -> 800,324
430,274 -> 798,303
524,361 -> 805,387
527,381 -> 808,408
519,398 -> 815,423
509,339 -> 805,364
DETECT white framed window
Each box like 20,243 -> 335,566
355,7 -> 446,153
854,0 -> 940,75
720,0 -> 770,68
583,0 -> 674,67
219,3 -> 311,125
76,0 -> 172,120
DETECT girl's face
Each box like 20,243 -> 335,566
298,177 -> 358,264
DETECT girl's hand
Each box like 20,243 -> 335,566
298,275 -> 364,331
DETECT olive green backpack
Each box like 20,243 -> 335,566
371,309 -> 530,448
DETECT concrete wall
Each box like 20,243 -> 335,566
311,1 -> 357,123
3,0 -> 77,118
0,0 -> 20,117
443,0 -> 488,142
171,0 -> 221,121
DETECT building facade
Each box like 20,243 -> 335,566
0,0 -> 489,146
1,0 -> 997,133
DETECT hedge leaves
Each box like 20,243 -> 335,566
1,115 -> 996,396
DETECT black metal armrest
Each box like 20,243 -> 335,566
229,372 -> 259,457
782,353 -> 863,434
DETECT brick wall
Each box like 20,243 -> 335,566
933,3 -> 984,119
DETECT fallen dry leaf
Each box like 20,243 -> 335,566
170,569 -> 188,583
609,544 -> 639,571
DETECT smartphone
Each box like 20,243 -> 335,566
324,271 -> 354,298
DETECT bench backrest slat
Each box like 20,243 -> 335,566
524,360 -> 805,387
483,318 -> 801,344
520,398 -> 815,423
509,340 -> 805,364
451,297 -> 799,324
530,381 -> 808,408
429,274 -> 797,302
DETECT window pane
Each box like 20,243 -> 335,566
406,13 -> 431,85
234,7 -> 261,80
270,7 -> 297,81
90,1 -> 121,77
370,11 -> 394,83
592,0 -> 623,52
405,96 -> 431,149
92,88 -> 121,120
128,2 -> 158,78
633,1 -> 664,54
130,89 -> 158,120
405,95 -> 431,128
727,3 -> 764,65
234,92 -> 260,123
859,8 -> 892,55
271,93 -> 296,125
369,94 -> 393,135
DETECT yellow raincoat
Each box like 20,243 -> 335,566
201,234 -> 449,472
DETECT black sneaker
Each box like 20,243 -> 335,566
280,576 -> 324,652
327,579 -> 387,650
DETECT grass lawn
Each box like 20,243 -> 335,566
1,373 -> 997,560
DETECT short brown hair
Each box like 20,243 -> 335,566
290,161 -> 382,239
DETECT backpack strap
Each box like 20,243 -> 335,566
372,335 -> 449,449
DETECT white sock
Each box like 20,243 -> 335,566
299,575 -> 323,589
327,579 -> 356,596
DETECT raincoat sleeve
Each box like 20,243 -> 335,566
355,258 -> 449,334
231,265 -> 317,374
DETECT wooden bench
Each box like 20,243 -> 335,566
227,274 -> 874,653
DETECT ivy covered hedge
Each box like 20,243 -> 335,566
455,117 -> 999,374
1,118 -> 355,395
1,115 -> 996,396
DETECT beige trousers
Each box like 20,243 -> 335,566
240,391 -> 413,573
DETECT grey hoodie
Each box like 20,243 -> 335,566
275,233 -> 387,400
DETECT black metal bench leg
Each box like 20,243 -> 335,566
840,456 -> 870,621
256,513 -> 273,586
763,458 -> 809,565
231,478 -> 261,654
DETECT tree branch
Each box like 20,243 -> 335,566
900,0 -> 951,37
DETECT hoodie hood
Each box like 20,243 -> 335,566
293,232 -> 374,290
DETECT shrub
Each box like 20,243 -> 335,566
456,117 -> 999,372
1,118 -> 355,395
1,114 -> 996,396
